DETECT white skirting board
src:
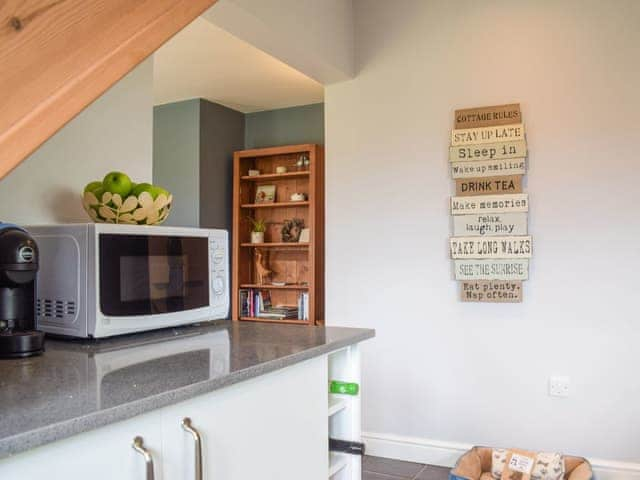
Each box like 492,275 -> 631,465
362,432 -> 640,480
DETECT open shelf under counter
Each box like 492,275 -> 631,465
328,395 -> 348,417
329,452 -> 349,477
240,171 -> 310,181
241,201 -> 309,209
240,283 -> 309,290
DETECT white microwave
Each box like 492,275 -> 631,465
26,224 -> 229,338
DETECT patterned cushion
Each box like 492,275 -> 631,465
531,452 -> 564,480
492,449 -> 564,480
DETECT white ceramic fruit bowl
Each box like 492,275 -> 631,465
82,191 -> 172,225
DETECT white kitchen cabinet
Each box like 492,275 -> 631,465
161,355 -> 328,480
0,345 -> 367,480
0,411 -> 164,480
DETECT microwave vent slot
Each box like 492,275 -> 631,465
37,298 -> 76,319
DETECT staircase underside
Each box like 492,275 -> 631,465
0,0 -> 218,179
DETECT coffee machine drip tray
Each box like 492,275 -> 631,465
0,330 -> 45,358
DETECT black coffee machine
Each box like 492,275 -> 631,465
0,223 -> 45,358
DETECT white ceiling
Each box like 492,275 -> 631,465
153,17 -> 324,113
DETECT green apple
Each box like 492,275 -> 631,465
102,171 -> 133,197
92,187 -> 105,203
132,183 -> 170,200
149,185 -> 170,200
132,182 -> 153,198
84,181 -> 103,193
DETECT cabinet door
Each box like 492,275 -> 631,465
162,356 -> 328,480
0,411 -> 164,480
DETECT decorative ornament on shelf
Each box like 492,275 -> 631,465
296,154 -> 310,170
247,216 -> 267,243
254,249 -> 272,285
81,172 -> 172,225
248,169 -> 260,177
275,166 -> 287,174
290,192 -> 307,202
281,218 -> 305,242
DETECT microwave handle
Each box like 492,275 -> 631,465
182,417 -> 203,480
132,436 -> 155,480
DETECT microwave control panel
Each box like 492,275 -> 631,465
208,231 -> 229,311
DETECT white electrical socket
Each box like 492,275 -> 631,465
548,376 -> 570,397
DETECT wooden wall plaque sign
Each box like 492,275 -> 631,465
448,103 -> 531,301
451,158 -> 526,179
455,104 -> 522,129
454,259 -> 529,281
460,280 -> 523,303
451,194 -> 528,215
450,235 -> 532,259
455,175 -> 523,196
451,123 -> 525,146
449,140 -> 527,163
453,213 -> 528,236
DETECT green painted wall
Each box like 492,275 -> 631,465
153,101 -> 321,229
153,99 -> 201,227
153,99 -> 244,229
244,103 -> 324,149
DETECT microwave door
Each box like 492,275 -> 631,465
99,234 -> 209,317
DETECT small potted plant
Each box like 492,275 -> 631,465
247,217 -> 267,243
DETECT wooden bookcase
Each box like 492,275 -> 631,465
232,144 -> 324,325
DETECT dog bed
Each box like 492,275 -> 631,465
450,446 -> 593,480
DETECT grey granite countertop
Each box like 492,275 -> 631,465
0,321 -> 374,458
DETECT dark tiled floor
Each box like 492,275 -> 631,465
363,455 -> 450,480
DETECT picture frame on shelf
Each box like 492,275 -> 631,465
255,185 -> 276,203
298,228 -> 310,243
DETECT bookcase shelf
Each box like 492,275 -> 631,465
241,242 -> 309,248
241,171 -> 310,181
232,144 -> 324,325
241,201 -> 309,209
240,284 -> 309,290
239,316 -> 306,324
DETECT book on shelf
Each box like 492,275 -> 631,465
297,292 -> 309,321
239,289 -> 249,317
239,288 -> 305,320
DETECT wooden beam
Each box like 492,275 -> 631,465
0,0 -> 218,179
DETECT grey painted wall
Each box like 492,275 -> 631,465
153,99 -> 201,227
199,100 -> 245,230
244,103 -> 324,148
153,99 -> 244,230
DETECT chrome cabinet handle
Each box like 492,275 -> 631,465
132,436 -> 155,480
182,417 -> 204,480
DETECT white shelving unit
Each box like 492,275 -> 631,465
328,344 -> 362,480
